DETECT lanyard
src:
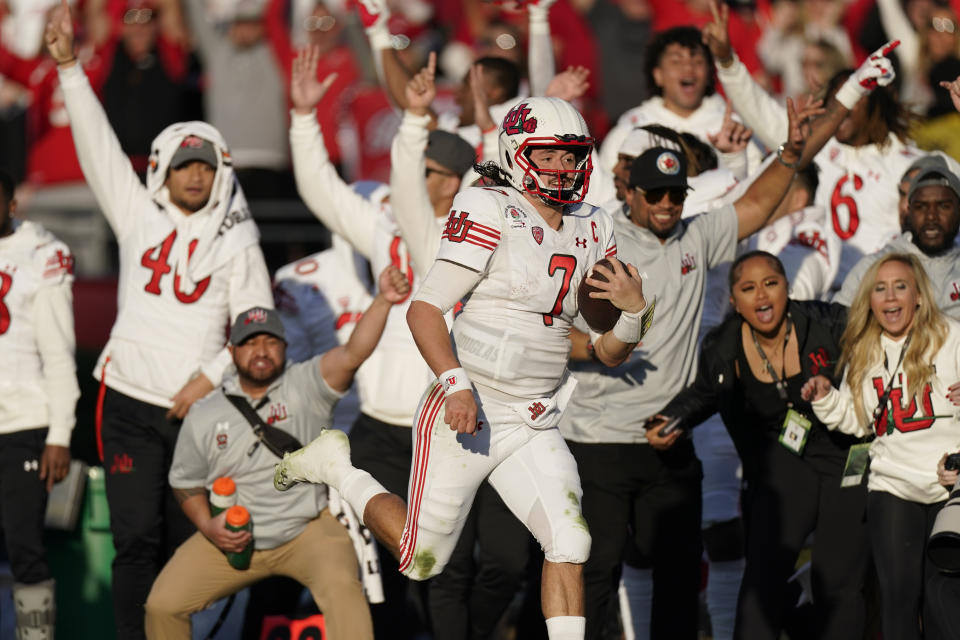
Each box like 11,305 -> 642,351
872,330 -> 913,434
750,314 -> 794,408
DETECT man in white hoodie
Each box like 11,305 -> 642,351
0,169 -> 80,640
45,3 -> 273,637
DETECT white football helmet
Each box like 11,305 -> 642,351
498,97 -> 594,205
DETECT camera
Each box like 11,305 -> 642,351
945,453 -> 960,472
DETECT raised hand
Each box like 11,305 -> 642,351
291,45 -> 338,114
405,51 -> 437,116
707,101 -> 753,153
586,258 -> 647,315
45,0 -> 76,65
800,375 -> 833,402
834,40 -> 899,109
939,75 -> 960,114
545,66 -> 591,102
469,63 -> 496,132
378,265 -> 411,303
701,0 -> 732,66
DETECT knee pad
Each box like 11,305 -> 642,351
703,517 -> 745,562
544,520 -> 592,565
14,579 -> 55,640
400,490 -> 468,581
416,489 -> 466,538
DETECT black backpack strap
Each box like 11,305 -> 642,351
224,394 -> 303,459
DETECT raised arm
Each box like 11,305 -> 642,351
391,52 -> 443,279
319,266 -> 410,393
46,0 -> 145,239
704,0 -> 788,149
527,0 -> 557,97
289,45 -> 378,259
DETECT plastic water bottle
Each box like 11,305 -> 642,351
210,477 -> 236,516
224,505 -> 253,570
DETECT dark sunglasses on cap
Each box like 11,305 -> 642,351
639,187 -> 687,205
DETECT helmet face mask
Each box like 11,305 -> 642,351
498,98 -> 594,205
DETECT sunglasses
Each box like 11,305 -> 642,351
639,187 -> 687,205
932,16 -> 956,34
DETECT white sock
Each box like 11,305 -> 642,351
706,559 -> 744,640
620,565 -> 653,640
339,468 -> 388,525
545,615 -> 585,640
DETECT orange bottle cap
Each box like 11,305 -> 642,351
212,477 -> 235,496
225,505 -> 250,527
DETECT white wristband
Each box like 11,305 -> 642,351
612,297 -> 656,344
439,368 -> 472,396
834,77 -> 865,110
612,310 -> 642,344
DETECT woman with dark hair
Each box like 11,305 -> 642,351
802,252 -> 960,640
647,250 -> 868,640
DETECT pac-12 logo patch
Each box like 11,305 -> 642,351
532,226 -> 544,245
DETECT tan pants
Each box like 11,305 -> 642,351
144,509 -> 373,640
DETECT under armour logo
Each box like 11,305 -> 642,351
23,460 -> 38,472
575,238 -> 587,248
528,402 -> 546,420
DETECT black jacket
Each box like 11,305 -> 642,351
662,299 -> 858,480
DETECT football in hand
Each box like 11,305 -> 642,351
577,258 -> 622,333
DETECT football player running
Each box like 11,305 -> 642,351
277,97 -> 649,640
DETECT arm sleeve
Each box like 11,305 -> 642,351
661,342 -> 724,431
695,205 -> 739,269
527,6 -> 555,97
33,247 -> 79,447
715,55 -> 789,151
413,259 -> 485,314
434,189 -> 503,273
389,111 -> 442,280
811,382 -> 871,438
290,110 -> 378,259
58,63 -> 146,240
875,0 -> 920,76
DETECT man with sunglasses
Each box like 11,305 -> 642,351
562,87 -> 838,638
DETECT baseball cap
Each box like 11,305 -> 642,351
907,165 -> 960,203
425,130 -> 476,178
629,147 -> 689,191
171,135 -> 218,170
230,307 -> 286,346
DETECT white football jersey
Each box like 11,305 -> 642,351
440,187 -> 617,398
816,136 -> 924,287
0,221 -> 79,444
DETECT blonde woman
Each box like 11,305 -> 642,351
802,253 -> 960,640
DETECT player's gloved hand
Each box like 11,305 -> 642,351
834,40 -> 899,109
354,0 -> 392,49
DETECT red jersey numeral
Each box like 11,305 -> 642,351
542,254 -> 577,326
830,174 -> 863,240
140,231 -> 211,303
0,271 -> 11,335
